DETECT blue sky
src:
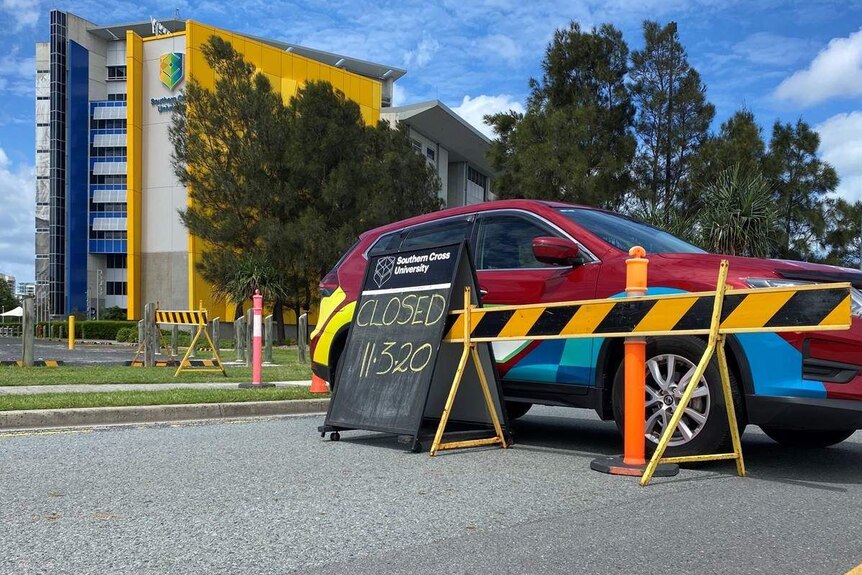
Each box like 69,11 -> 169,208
1,0 -> 861,284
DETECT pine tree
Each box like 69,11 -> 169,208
763,120 -> 839,259
630,21 -> 715,224
692,108 -> 766,189
486,22 -> 635,207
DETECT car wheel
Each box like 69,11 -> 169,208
505,401 -> 532,421
612,336 -> 744,458
761,427 -> 855,448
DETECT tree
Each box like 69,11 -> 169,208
171,35 -> 288,320
763,120 -> 839,259
692,108 -> 766,189
630,21 -> 715,223
486,22 -> 635,207
0,280 -> 17,312
823,198 -> 862,268
171,39 -> 441,339
697,165 -> 776,257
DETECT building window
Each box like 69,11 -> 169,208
107,93 -> 127,101
426,147 -> 436,162
106,66 -> 126,80
106,281 -> 127,295
107,254 -> 127,269
466,166 -> 488,205
411,139 -> 422,153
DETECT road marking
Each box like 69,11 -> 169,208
0,428 -> 94,439
845,563 -> 862,574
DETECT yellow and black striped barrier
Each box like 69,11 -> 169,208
0,360 -> 64,367
155,310 -> 208,326
134,307 -> 225,377
441,261 -> 851,485
126,359 -> 219,368
444,283 -> 850,342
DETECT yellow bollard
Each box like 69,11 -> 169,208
68,315 -> 75,350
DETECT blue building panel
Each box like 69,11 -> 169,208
89,240 -> 127,254
65,40 -> 89,314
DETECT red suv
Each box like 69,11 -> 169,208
310,200 -> 862,456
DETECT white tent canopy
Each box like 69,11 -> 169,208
0,306 -> 23,317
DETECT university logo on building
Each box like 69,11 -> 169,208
159,52 -> 184,91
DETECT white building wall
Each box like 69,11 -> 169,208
140,34 -> 189,309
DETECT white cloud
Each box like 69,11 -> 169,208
1,0 -> 40,30
0,146 -> 35,283
817,112 -> 862,203
0,50 -> 35,97
731,32 -> 816,67
451,94 -> 526,139
479,34 -> 522,66
775,27 -> 862,106
403,33 -> 440,69
392,83 -> 408,107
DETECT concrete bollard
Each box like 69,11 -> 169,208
212,318 -> 220,359
144,302 -> 156,367
235,317 -> 245,362
171,325 -> 179,357
22,297 -> 34,367
298,313 -> 308,363
264,314 -> 273,363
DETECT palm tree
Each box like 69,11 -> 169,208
697,165 -> 777,257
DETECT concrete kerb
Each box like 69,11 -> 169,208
0,398 -> 330,431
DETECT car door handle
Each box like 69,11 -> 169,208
479,288 -> 488,296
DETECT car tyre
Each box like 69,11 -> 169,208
505,401 -> 532,421
761,427 -> 855,448
612,336 -> 745,458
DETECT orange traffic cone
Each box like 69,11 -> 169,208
310,374 -> 329,394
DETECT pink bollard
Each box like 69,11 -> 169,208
240,289 -> 273,389
252,289 -> 263,385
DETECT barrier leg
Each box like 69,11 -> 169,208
640,261 -> 744,486
717,337 -> 746,477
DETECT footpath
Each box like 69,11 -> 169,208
0,379 -> 330,432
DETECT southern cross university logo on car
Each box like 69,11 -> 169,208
160,52 -> 184,91
374,257 -> 396,288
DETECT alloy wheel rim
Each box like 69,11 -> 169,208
644,353 -> 711,447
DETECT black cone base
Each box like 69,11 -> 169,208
590,455 -> 679,477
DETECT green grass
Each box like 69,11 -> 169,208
0,348 -> 313,386
0,386 -> 324,411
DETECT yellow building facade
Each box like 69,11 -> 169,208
126,21 -> 384,321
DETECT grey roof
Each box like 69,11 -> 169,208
87,17 -> 405,82
381,100 -> 494,174
89,19 -> 186,41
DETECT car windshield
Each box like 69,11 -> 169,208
558,208 -> 706,254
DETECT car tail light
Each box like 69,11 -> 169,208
319,270 -> 339,298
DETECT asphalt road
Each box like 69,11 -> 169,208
2,406 -> 861,575
0,337 -> 139,364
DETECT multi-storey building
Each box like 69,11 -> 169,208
35,10 -> 494,320
0,273 -> 15,295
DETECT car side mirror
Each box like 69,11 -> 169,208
532,236 -> 581,266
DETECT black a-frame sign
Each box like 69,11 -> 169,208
321,240 -> 509,453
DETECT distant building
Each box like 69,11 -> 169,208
17,282 -> 36,298
0,273 -> 15,295
381,101 -> 495,207
35,10 -> 492,320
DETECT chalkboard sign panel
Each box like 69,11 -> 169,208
325,242 -> 466,436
